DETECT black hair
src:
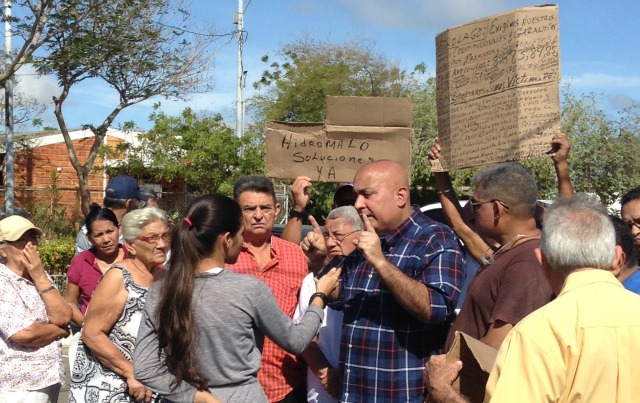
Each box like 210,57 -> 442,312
85,204 -> 119,235
610,215 -> 639,269
333,184 -> 356,207
621,186 -> 640,207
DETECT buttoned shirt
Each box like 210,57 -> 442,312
0,264 -> 65,391
335,207 -> 465,402
226,235 -> 308,402
486,269 -> 640,402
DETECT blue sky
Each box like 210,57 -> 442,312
14,0 -> 640,131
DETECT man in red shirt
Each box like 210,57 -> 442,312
226,175 -> 308,403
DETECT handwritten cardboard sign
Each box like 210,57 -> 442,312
434,5 -> 560,171
265,97 -> 413,182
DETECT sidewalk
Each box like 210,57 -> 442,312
59,338 -> 71,402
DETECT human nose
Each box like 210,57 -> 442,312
354,195 -> 365,211
325,235 -> 338,247
253,207 -> 265,220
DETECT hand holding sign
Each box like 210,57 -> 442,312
291,176 -> 312,211
355,212 -> 386,269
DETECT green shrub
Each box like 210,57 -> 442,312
39,236 -> 75,276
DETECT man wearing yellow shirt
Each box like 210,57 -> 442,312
425,194 -> 640,402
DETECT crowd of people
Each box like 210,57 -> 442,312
1,132 -> 640,403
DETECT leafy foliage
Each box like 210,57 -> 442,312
39,236 -> 75,276
112,107 -> 264,196
560,88 -> 640,205
249,38 -> 440,217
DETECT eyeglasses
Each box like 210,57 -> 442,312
469,198 -> 510,212
324,230 -> 361,243
137,231 -> 170,245
626,219 -> 640,231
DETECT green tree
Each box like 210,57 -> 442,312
35,0 -> 213,215
561,89 -> 640,205
250,38 -> 439,218
114,107 -> 264,196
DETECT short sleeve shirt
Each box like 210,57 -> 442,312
67,246 -> 128,314
0,264 -> 65,391
446,238 -> 553,349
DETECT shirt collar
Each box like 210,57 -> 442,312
0,262 -> 31,283
382,206 -> 421,248
559,269 -> 622,297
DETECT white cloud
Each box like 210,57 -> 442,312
13,64 -> 60,106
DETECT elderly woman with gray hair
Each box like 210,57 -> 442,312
69,207 -> 169,403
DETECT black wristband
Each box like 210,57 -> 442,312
309,292 -> 328,306
289,209 -> 306,220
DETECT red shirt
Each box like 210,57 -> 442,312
67,246 -> 128,314
226,235 -> 308,402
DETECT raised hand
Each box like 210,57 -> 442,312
21,242 -> 46,282
354,212 -> 386,269
291,176 -> 312,211
550,132 -> 571,164
428,136 -> 442,163
301,215 -> 328,263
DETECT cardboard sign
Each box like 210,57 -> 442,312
446,331 -> 498,403
434,5 -> 561,171
265,97 -> 413,182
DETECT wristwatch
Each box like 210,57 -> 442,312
289,209 -> 306,220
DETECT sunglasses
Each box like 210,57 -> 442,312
469,198 -> 510,212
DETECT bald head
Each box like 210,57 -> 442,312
353,160 -> 412,234
356,160 -> 410,187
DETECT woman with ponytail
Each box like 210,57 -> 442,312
133,195 -> 341,403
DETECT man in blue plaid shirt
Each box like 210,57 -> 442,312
330,160 -> 465,402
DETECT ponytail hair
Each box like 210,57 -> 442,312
155,195 -> 242,390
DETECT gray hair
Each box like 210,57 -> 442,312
326,206 -> 363,230
121,207 -> 168,242
473,162 -> 538,219
541,194 -> 615,273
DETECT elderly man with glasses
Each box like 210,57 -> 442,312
443,162 -> 554,351
296,205 -> 363,402
0,215 -> 71,402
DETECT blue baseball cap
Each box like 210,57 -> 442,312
105,175 -> 147,201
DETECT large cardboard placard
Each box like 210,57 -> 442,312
265,97 -> 413,182
435,5 -> 560,171
425,331 -> 498,403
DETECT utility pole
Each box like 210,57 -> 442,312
4,0 -> 14,216
234,0 -> 245,138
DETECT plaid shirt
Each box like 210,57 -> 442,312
226,235 -> 308,402
335,207 -> 465,402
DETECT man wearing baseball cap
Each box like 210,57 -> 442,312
0,215 -> 72,401
75,175 -> 147,254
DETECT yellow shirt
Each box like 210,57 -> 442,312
486,269 -> 640,403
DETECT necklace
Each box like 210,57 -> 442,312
480,230 -> 540,266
